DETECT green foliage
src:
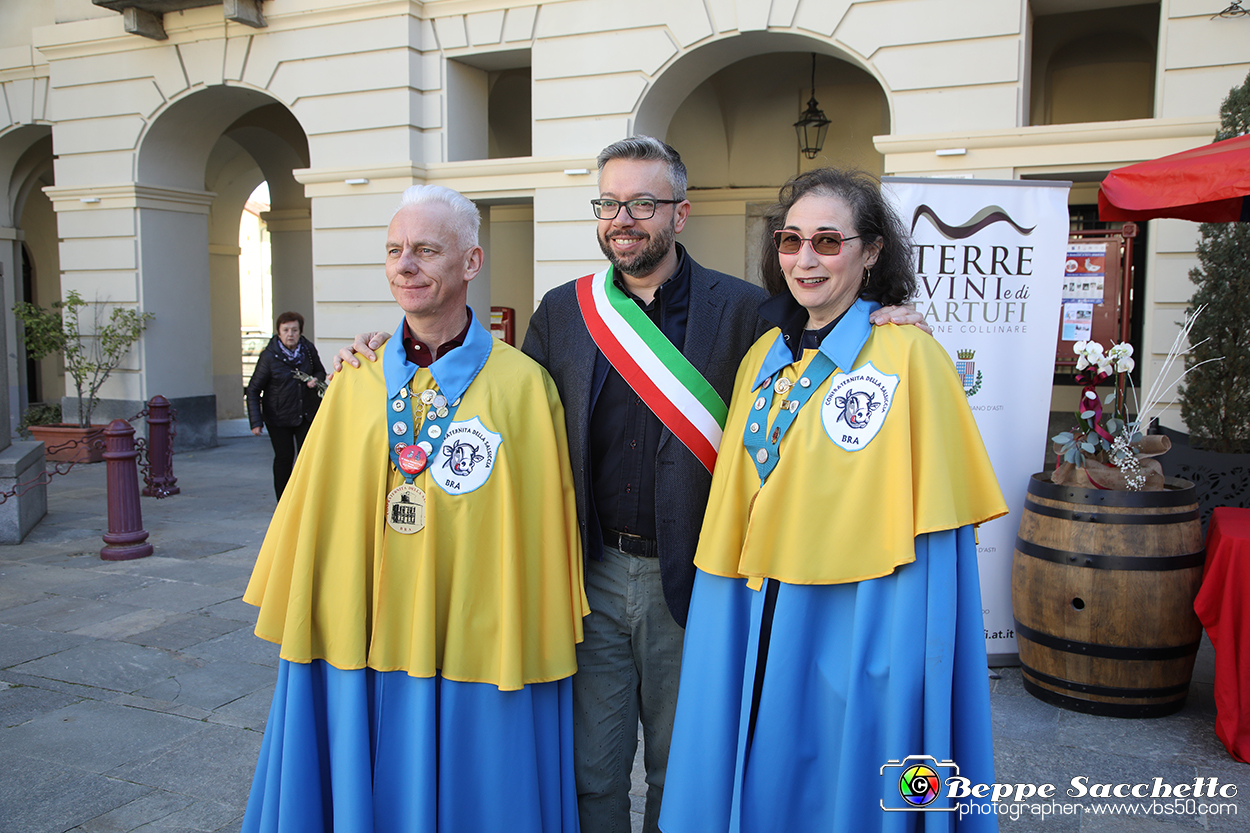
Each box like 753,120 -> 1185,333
12,290 -> 153,429
1177,69 -> 1250,452
15,402 -> 62,437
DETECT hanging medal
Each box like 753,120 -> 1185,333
386,482 -> 426,533
385,377 -> 465,534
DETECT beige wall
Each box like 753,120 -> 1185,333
487,204 -> 535,344
0,0 -> 1245,437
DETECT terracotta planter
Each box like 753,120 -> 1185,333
28,424 -> 107,463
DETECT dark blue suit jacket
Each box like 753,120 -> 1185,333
522,259 -> 769,627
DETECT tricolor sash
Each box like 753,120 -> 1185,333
576,268 -> 728,473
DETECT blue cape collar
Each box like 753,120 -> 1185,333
752,297 -> 880,391
382,307 -> 493,402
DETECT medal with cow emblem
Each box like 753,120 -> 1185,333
386,482 -> 426,534
435,416 -> 501,495
821,361 -> 899,452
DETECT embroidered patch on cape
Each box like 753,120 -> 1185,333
820,362 -> 899,452
434,416 -> 500,495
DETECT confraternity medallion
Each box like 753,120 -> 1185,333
386,482 -> 426,534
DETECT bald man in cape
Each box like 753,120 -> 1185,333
241,185 -> 588,833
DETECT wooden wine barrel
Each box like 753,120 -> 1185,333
1011,472 -> 1204,718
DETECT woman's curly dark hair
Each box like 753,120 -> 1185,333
759,168 -> 916,307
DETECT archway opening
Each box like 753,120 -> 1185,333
133,87 -> 310,438
646,44 -> 889,284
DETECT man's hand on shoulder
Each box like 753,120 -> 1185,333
870,304 -> 933,337
332,332 -> 391,375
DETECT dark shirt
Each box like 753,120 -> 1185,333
588,245 -> 692,541
758,292 -> 846,363
401,313 -> 472,367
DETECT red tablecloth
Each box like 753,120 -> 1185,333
1195,507 -> 1250,763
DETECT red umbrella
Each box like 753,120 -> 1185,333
1099,132 -> 1250,223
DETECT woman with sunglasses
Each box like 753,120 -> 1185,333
659,168 -> 1007,832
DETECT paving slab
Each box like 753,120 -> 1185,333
199,598 -> 258,624
0,595 -> 146,633
107,723 -> 263,806
107,557 -> 251,589
0,622 -> 94,666
206,684 -> 274,732
72,609 -> 185,641
0,755 -> 150,833
12,639 -> 198,692
125,613 -> 246,651
185,626 -> 277,668
0,680 -> 81,728
71,790 -> 195,833
132,657 -> 275,712
104,580 -> 240,615
2,698 -> 205,773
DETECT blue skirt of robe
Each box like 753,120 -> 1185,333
242,660 -> 579,832
660,527 -> 998,833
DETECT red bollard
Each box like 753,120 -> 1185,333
101,419 -> 153,561
144,395 -> 179,497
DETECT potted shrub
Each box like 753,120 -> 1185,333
13,290 -> 153,463
1169,70 -> 1250,527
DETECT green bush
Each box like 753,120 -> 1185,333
1177,69 -> 1250,453
13,290 -> 153,429
15,402 -> 63,438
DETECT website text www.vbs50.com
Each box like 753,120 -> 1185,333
880,755 -> 1240,822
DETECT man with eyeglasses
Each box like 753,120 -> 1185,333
335,137 -> 924,833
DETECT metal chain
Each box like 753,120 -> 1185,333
0,404 -> 179,505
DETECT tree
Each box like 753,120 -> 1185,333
1178,69 -> 1250,452
13,290 -> 153,429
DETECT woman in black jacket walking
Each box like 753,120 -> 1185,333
246,311 -> 326,499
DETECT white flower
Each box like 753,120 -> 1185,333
1116,356 -> 1135,374
1074,340 -> 1105,371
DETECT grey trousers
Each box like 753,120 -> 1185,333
573,545 -> 686,833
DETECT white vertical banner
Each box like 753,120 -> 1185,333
883,177 -> 1071,662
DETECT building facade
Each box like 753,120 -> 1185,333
1,0 -> 1246,446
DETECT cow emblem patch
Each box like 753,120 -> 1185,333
821,362 -> 899,451
435,416 -> 500,495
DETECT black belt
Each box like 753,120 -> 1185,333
603,528 -> 658,557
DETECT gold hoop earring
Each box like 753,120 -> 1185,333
862,266 -> 871,286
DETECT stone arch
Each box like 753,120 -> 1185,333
0,125 -> 57,428
633,30 -> 891,283
132,85 -> 311,437
635,30 -> 890,153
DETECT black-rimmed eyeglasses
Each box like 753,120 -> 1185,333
772,229 -> 862,256
591,198 -> 682,220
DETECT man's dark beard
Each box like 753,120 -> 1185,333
598,221 -> 675,278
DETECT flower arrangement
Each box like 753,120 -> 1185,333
1051,340 -> 1169,490
1051,309 -> 1215,491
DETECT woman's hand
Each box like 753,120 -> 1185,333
870,305 -> 933,336
251,426 -> 263,436
333,332 -> 391,373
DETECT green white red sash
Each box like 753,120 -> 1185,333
576,268 -> 727,473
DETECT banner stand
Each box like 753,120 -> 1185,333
884,177 -> 1071,666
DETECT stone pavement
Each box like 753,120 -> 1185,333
0,427 -> 1244,833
